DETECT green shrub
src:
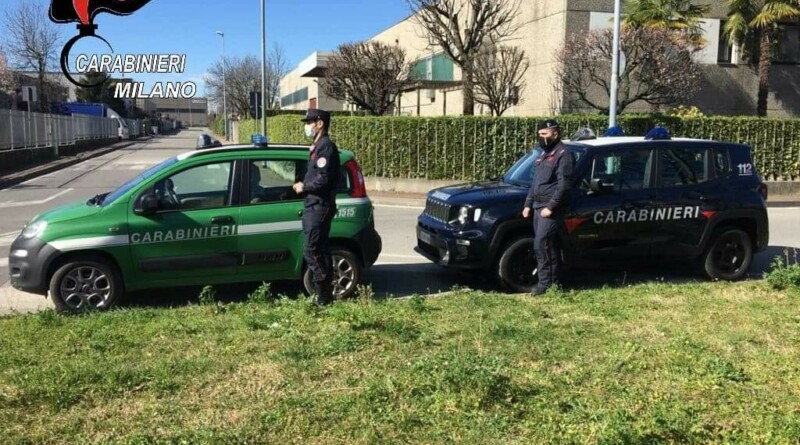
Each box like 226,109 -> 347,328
241,114 -> 800,182
765,249 -> 800,291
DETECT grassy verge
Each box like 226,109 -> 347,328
1,281 -> 799,444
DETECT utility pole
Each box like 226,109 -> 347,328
261,0 -> 268,137
216,30 -> 228,141
609,0 -> 621,128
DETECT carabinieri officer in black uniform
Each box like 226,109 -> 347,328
522,119 -> 574,296
293,109 -> 341,305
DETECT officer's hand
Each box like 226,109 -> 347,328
540,208 -> 553,218
292,182 -> 304,194
522,207 -> 531,218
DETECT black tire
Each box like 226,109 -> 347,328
496,236 -> 538,293
702,228 -> 753,281
303,248 -> 362,300
48,256 -> 124,312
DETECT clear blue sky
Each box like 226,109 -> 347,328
0,0 -> 412,96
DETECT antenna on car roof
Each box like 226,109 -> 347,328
644,127 -> 671,140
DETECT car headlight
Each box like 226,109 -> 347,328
457,206 -> 469,225
21,220 -> 47,240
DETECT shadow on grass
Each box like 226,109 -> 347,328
119,245 -> 799,310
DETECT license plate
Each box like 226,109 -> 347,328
419,229 -> 433,245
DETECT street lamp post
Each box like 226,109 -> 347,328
260,0 -> 267,137
609,0 -> 622,128
216,30 -> 228,141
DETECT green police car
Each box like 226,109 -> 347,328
7,139 -> 382,312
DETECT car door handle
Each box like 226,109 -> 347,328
297,210 -> 303,217
211,215 -> 234,224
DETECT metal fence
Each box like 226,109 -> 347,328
0,109 -> 124,151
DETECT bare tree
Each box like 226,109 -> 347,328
472,45 -> 528,116
321,41 -> 414,116
556,27 -> 702,114
204,45 -> 288,119
0,48 -> 15,109
407,0 -> 523,115
267,44 -> 289,109
2,0 -> 62,112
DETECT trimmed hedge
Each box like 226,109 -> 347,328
239,114 -> 800,181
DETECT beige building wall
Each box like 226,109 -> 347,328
279,0 -> 800,117
279,55 -> 345,112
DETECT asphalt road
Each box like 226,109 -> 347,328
1,128 -> 799,313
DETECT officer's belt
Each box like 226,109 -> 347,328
533,194 -> 552,202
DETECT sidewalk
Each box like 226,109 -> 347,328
0,137 -> 151,190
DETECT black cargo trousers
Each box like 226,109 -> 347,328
302,200 -> 337,297
532,204 -> 562,290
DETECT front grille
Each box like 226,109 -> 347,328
424,198 -> 454,223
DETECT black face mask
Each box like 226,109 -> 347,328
538,135 -> 560,149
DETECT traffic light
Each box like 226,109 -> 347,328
249,91 -> 263,119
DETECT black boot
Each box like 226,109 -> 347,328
315,281 -> 334,306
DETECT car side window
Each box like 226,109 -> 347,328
249,160 -> 304,204
153,161 -> 233,211
588,149 -> 653,192
660,147 -> 710,187
713,148 -> 731,177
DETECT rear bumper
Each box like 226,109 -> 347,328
355,224 -> 382,268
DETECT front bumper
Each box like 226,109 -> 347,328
415,216 -> 488,270
8,236 -> 57,296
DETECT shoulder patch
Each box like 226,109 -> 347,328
316,157 -> 327,168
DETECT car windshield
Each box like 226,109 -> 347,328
101,156 -> 179,206
502,144 -> 586,186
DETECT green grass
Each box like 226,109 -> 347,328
1,281 -> 800,444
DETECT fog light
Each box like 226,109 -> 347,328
11,250 -> 27,258
456,239 -> 471,246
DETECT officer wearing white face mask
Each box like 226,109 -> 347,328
293,109 -> 340,305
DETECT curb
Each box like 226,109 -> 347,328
0,139 -> 143,190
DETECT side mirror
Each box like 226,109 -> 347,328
135,192 -> 159,215
590,178 -> 614,193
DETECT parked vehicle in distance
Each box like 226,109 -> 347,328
415,128 -> 769,292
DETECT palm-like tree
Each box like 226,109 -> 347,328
623,0 -> 710,43
724,0 -> 800,116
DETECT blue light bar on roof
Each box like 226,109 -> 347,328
644,127 -> 671,140
603,125 -> 624,137
251,134 -> 268,145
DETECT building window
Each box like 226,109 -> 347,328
412,53 -> 454,81
718,21 -> 734,64
280,86 -> 309,107
776,24 -> 800,64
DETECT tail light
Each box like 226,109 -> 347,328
757,183 -> 768,201
344,159 -> 366,198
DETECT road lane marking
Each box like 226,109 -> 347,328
373,204 -> 425,210
0,188 -> 73,208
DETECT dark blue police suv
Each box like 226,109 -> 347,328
415,129 -> 770,292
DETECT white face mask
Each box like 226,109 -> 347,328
304,124 -> 316,138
